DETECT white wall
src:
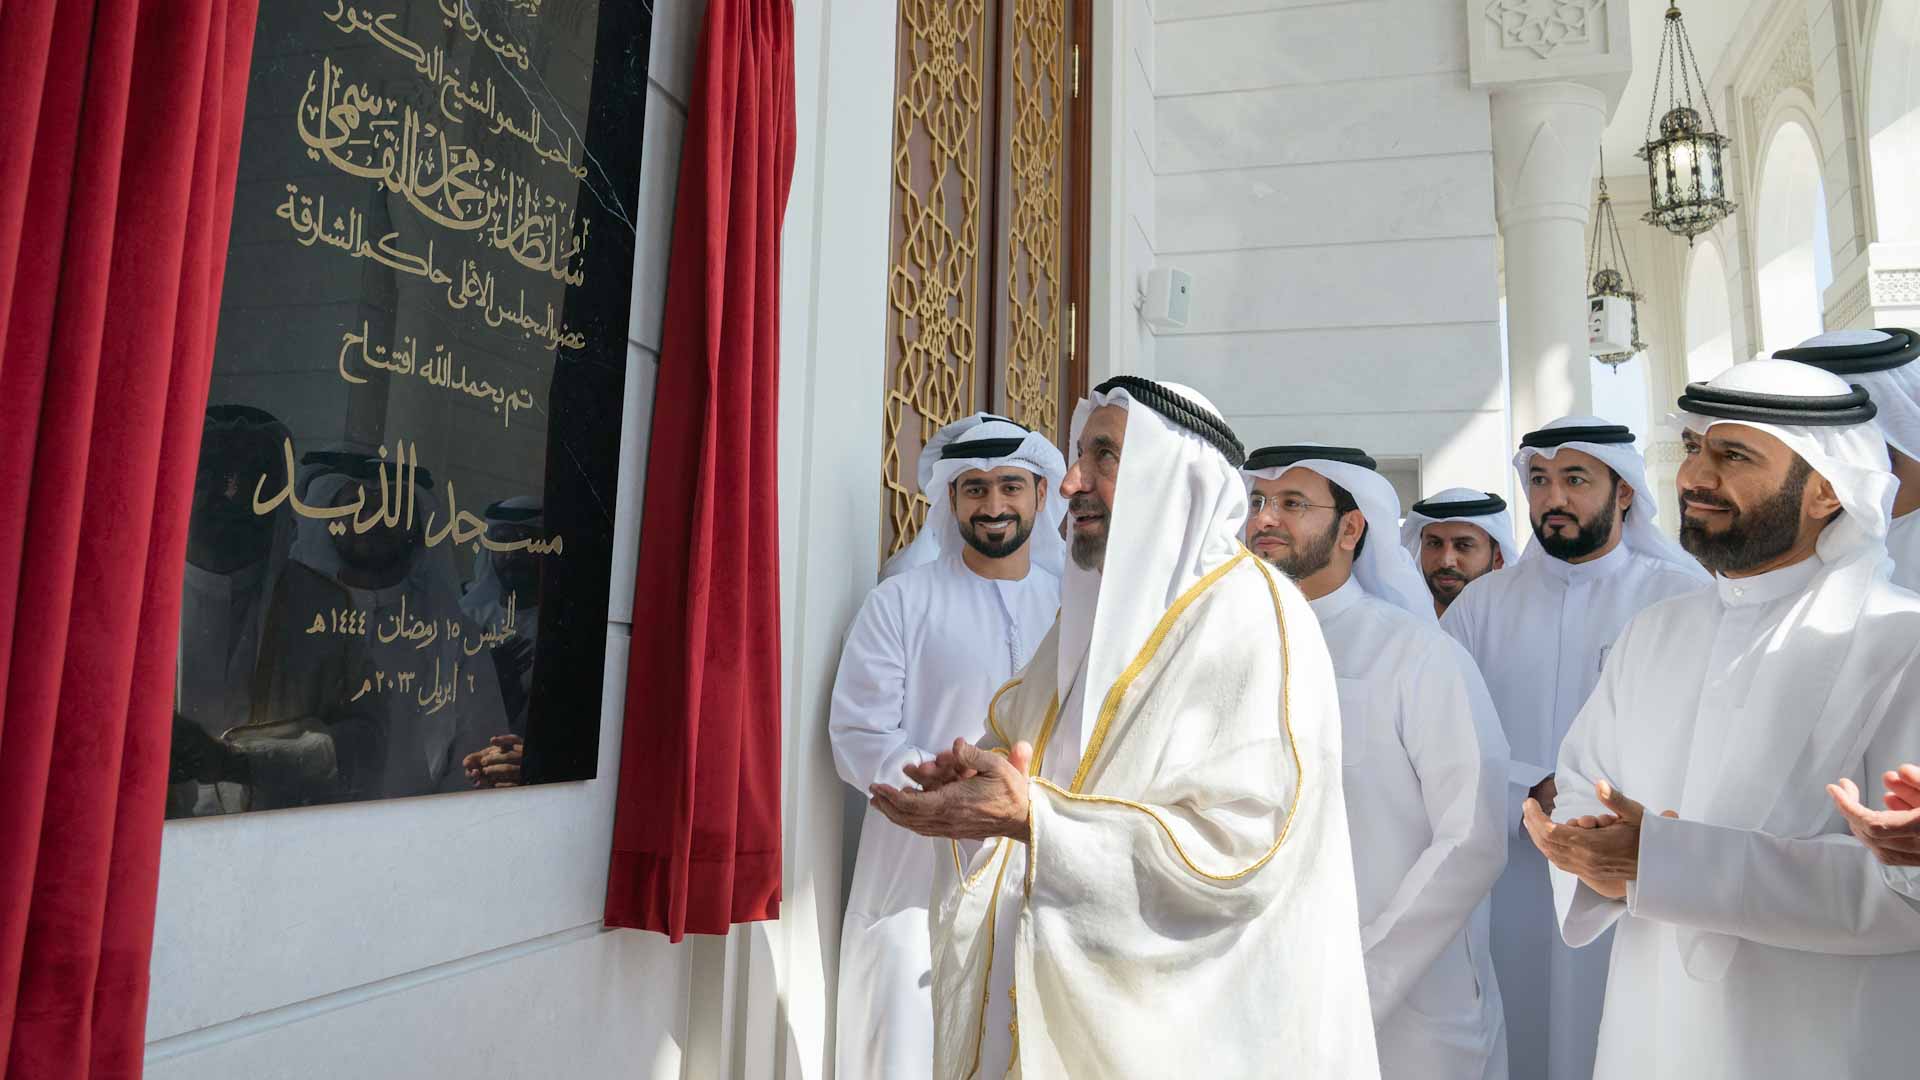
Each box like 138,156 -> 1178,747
142,5 -> 711,1076
1149,0 -> 1508,498
1124,0 -> 1159,377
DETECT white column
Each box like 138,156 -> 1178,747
1467,0 -> 1631,440
1490,82 -> 1608,437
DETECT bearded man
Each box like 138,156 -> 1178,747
1532,359 -> 1920,1078
870,379 -> 1378,1079
829,414 -> 1065,1080
1401,488 -> 1518,617
1440,417 -> 1707,1080
1244,445 -> 1510,1079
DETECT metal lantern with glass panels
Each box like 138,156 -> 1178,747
1588,162 -> 1645,370
1638,3 -> 1736,243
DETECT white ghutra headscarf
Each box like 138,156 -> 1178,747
1774,328 -> 1920,460
1668,359 -> 1896,981
881,413 -> 1068,580
1512,414 -> 1708,581
1241,445 -> 1437,624
1059,381 -> 1249,738
1399,486 -> 1519,569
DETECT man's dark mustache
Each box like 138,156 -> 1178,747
1251,528 -> 1287,542
1429,569 -> 1466,581
1680,489 -> 1736,511
1069,494 -> 1106,514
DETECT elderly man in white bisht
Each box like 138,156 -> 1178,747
1242,444 -> 1509,1079
1528,359 -> 1920,1077
828,414 -> 1067,1080
869,377 -> 1377,1079
1440,416 -> 1707,1080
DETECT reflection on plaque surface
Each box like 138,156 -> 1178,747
169,0 -> 652,817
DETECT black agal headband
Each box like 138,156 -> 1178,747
1677,382 -> 1877,427
1773,328 -> 1920,376
1243,445 -> 1378,472
1519,424 -> 1635,449
1410,492 -> 1505,518
1095,376 -> 1246,467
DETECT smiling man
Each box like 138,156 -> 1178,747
1439,416 -> 1707,1080
1401,488 -> 1518,617
828,414 -> 1066,1080
1244,445 -> 1510,1080
871,378 -> 1377,1079
1532,360 -> 1920,1078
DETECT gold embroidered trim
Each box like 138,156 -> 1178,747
966,844 -> 1017,1079
1032,552 -> 1306,883
1068,550 -> 1249,793
953,838 -> 1007,890
951,692 -> 1058,887
985,677 -> 1024,747
1028,694 -> 1059,774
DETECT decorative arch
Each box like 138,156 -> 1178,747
1684,239 -> 1736,383
1867,0 -> 1920,242
1752,118 -> 1833,353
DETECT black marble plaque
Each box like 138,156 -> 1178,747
169,0 -> 651,817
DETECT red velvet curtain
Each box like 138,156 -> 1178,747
605,0 -> 795,940
0,1 -> 258,1075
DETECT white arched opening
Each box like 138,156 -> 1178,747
1753,121 -> 1833,353
1684,240 -> 1734,383
1869,2 -> 1920,242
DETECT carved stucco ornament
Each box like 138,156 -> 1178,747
1485,0 -> 1607,60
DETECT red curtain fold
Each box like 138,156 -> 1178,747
0,1 -> 259,1076
605,0 -> 796,940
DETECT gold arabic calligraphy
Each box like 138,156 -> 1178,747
336,321 -> 538,429
295,54 -> 591,286
253,436 -> 566,556
275,183 -> 589,352
323,0 -> 585,179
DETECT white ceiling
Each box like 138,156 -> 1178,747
1599,0 -> 1757,173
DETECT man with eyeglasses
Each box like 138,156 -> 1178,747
1440,417 -> 1707,1080
1244,445 -> 1511,1080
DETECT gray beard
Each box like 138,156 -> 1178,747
1070,532 -> 1105,571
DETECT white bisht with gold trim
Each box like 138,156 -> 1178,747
927,381 -> 1378,1079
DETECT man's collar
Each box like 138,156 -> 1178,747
1714,553 -> 1824,608
1307,575 -> 1365,622
1538,536 -> 1630,583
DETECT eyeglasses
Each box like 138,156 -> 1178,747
1248,494 -> 1339,519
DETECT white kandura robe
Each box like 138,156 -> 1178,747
829,552 -> 1060,1080
1313,579 -> 1510,1080
1440,542 -> 1703,1080
1889,508 -> 1920,591
1552,557 -> 1920,1078
930,552 -> 1378,1080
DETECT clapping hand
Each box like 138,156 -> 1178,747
1829,766 -> 1920,866
1524,780 -> 1676,900
871,739 -> 1034,842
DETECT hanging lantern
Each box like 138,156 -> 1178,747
1589,157 -> 1645,370
1638,3 -> 1736,243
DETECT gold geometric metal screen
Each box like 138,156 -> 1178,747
884,0 -> 992,559
999,0 -> 1067,439
882,0 -> 1073,560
